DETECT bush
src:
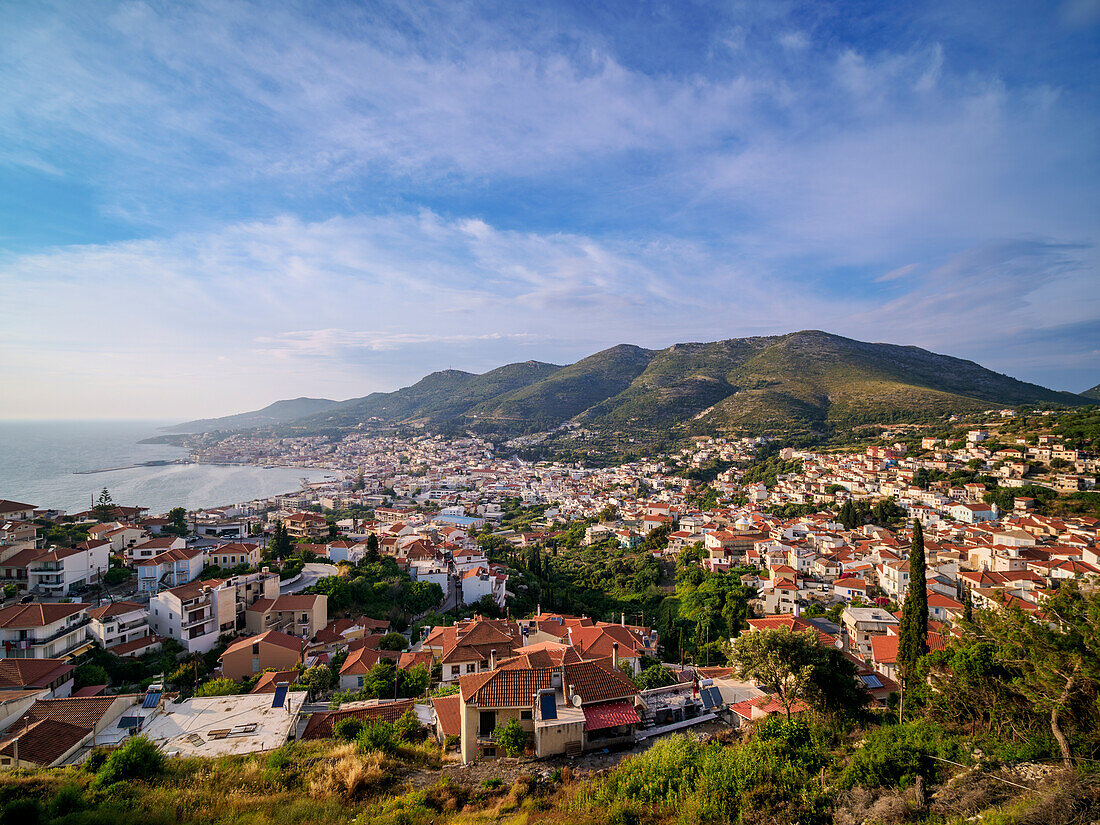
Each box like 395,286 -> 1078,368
194,677 -> 239,697
334,717 -> 365,741
0,798 -> 41,825
839,721 -> 964,790
357,720 -> 398,754
94,736 -> 165,787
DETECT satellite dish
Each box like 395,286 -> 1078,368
571,694 -> 582,707
835,637 -> 844,650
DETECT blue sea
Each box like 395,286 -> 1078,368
0,421 -> 334,516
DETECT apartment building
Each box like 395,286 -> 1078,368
148,571 -> 280,653
0,603 -> 92,660
87,600 -> 154,653
27,542 -> 110,597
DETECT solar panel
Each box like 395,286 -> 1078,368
860,674 -> 884,689
700,689 -> 715,709
539,692 -> 557,720
706,687 -> 724,708
142,691 -> 161,709
271,685 -> 289,708
118,716 -> 140,729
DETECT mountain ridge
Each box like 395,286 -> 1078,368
169,331 -> 1093,438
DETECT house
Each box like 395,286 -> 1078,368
457,658 -> 640,763
87,601 -> 156,655
219,630 -> 306,680
250,669 -> 300,694
27,543 -> 110,597
0,602 -> 92,660
833,577 -> 870,602
841,607 -> 900,659
141,691 -> 307,757
947,502 -> 998,524
128,536 -> 187,565
0,658 -> 75,698
136,546 -> 205,594
428,618 -> 520,682
0,502 -> 36,523
148,571 -> 280,653
338,645 -> 393,691
459,567 -> 508,608
205,542 -> 261,570
245,594 -> 328,640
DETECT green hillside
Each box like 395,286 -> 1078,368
180,332 -> 1091,439
1083,383 -> 1100,400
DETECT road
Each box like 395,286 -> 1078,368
280,562 -> 338,594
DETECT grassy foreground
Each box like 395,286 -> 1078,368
0,716 -> 1097,825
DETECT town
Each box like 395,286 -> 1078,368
0,403 -> 1096,803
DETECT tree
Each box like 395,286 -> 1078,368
379,631 -> 408,651
93,736 -> 164,787
74,663 -> 109,690
731,628 -> 819,720
494,718 -> 527,757
91,489 -> 115,522
166,507 -> 189,537
366,532 -> 380,564
270,520 -> 292,561
981,582 -> 1100,767
897,520 -> 928,717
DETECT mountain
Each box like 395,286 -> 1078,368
164,397 -> 339,433
1083,383 -> 1100,401
291,360 -> 563,430
174,332 -> 1092,439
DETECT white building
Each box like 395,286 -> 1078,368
87,600 -> 153,653
459,567 -> 507,608
136,547 -> 205,594
27,543 -> 110,597
0,602 -> 92,660
148,571 -> 280,653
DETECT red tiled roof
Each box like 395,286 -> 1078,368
251,670 -> 300,694
0,717 -> 88,766
582,700 -> 640,732
431,694 -> 462,738
301,699 -> 415,740
0,658 -> 74,688
0,602 -> 89,628
221,630 -> 306,657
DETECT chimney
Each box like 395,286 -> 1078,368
612,641 -> 619,666
621,612 -> 625,626
793,601 -> 801,618
490,649 -> 497,669
536,603 -> 541,617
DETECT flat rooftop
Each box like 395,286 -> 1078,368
141,692 -> 306,757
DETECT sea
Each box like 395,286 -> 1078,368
0,420 -> 336,516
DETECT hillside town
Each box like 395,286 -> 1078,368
0,407 -> 1096,777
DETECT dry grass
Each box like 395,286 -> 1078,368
308,747 -> 389,800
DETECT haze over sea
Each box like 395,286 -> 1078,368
0,421 -> 333,515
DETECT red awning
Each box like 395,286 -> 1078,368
583,700 -> 641,732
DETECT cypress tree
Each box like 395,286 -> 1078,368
898,519 -> 928,698
962,582 -> 973,624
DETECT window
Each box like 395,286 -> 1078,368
450,666 -> 460,677
466,664 -> 476,673
520,710 -> 532,720
479,711 -> 496,736
252,656 -> 259,671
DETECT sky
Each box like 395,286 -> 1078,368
1,0 -> 1098,420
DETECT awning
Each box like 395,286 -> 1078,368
583,700 -> 641,732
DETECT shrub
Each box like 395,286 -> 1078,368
482,778 -> 503,790
334,717 -> 365,742
378,632 -> 408,651
48,783 -> 85,818
0,798 -> 41,825
394,708 -> 425,743
357,720 -> 398,754
94,736 -> 165,787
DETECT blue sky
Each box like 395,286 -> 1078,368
1,0 -> 1097,419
